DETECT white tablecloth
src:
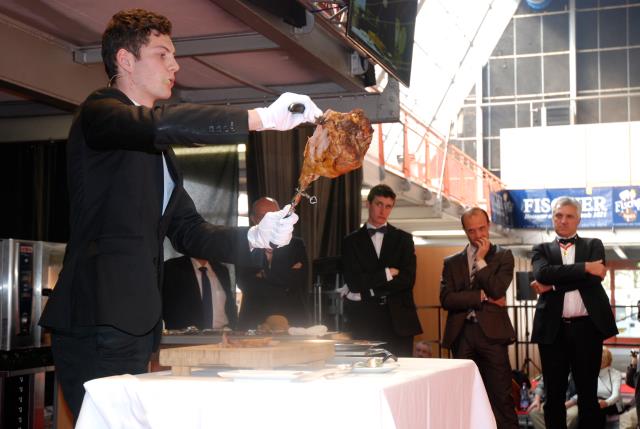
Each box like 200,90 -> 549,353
76,358 -> 496,429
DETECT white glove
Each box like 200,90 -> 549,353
255,92 -> 323,131
247,204 -> 299,249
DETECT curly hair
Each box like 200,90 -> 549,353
101,9 -> 172,80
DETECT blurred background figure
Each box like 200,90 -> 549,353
236,197 -> 309,330
618,349 -> 639,429
560,347 -> 623,428
414,340 -> 433,358
528,374 -> 578,429
163,256 -> 237,330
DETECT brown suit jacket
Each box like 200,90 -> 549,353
440,244 -> 516,349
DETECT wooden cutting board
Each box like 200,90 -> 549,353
159,341 -> 334,375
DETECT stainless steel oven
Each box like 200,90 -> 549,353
0,239 -> 65,351
0,239 -> 65,428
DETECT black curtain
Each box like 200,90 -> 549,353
0,140 -> 69,242
246,128 -> 362,264
164,144 -> 239,259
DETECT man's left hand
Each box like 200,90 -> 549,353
598,399 -> 608,409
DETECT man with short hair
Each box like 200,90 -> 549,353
440,207 -> 517,429
38,8 -> 322,420
530,196 -> 618,429
236,197 -> 309,329
341,184 -> 422,357
162,256 -> 237,330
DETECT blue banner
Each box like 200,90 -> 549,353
490,187 -> 640,229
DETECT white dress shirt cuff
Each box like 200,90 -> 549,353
385,268 -> 393,282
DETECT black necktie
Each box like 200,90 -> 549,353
199,266 -> 213,328
558,237 -> 576,245
368,226 -> 388,237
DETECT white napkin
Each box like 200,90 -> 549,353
288,325 -> 329,336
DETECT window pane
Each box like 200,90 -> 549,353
613,270 -> 640,338
543,13 -> 569,53
576,11 -> 597,50
544,54 -> 569,93
599,8 -> 627,49
517,56 -> 542,95
489,58 -> 515,97
600,50 -> 628,90
516,16 -> 541,55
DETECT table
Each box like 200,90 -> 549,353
76,358 -> 496,429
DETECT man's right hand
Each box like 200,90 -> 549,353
585,259 -> 607,279
389,268 -> 399,277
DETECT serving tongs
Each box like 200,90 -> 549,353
282,102 -> 324,216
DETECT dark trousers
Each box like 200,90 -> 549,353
51,326 -> 155,421
451,321 -> 518,429
539,317 -> 603,429
344,299 -> 414,357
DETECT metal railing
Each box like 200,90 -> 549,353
368,105 -> 505,211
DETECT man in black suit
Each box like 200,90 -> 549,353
440,207 -> 518,429
237,197 -> 309,329
38,9 -> 321,420
341,184 -> 422,357
530,197 -> 618,429
162,256 -> 237,330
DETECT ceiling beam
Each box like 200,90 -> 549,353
180,78 -> 399,123
211,0 -> 364,92
0,115 -> 73,142
0,13 -> 105,107
73,32 -> 279,64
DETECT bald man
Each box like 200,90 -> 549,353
236,198 -> 310,329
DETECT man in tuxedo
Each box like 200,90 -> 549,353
38,8 -> 321,420
530,197 -> 618,429
341,184 -> 422,357
237,197 -> 309,329
440,207 -> 517,429
162,256 -> 237,330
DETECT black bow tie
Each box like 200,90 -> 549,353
368,226 -> 388,237
557,237 -> 576,245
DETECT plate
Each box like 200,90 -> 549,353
351,363 -> 399,374
217,370 -> 309,381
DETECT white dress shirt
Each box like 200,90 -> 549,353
558,238 -> 589,318
190,258 -> 229,329
129,97 -> 175,214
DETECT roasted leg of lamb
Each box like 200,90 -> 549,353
291,108 -> 374,208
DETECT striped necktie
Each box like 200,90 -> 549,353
467,248 -> 478,321
469,249 -> 478,286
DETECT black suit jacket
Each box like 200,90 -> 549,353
440,244 -> 516,348
162,256 -> 237,330
531,237 -> 618,344
40,87 -> 253,337
341,224 -> 422,337
236,238 -> 309,329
